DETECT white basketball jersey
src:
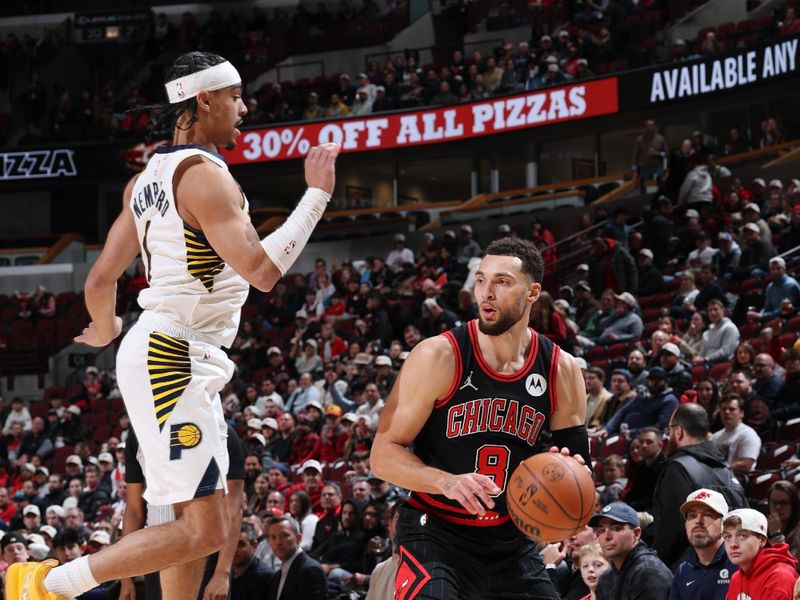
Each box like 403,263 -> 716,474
130,144 -> 249,348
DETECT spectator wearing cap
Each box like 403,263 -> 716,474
304,400 -> 325,434
601,367 -> 677,438
722,508 -> 798,599
591,502 -> 673,600
574,281 -> 600,330
45,504 -> 65,529
55,404 -> 88,445
372,83 -> 395,112
386,233 -> 414,273
597,368 -> 637,427
659,343 -> 693,397
266,462 -> 290,495
687,232 -> 716,269
264,346 -> 297,396
692,300 -> 739,366
303,92 -> 324,120
637,248 -> 664,297
319,405 -> 350,463
670,489 -> 736,600
77,464 -> 110,523
366,472 -> 403,506
742,201 -> 772,241
588,237 -> 638,297
653,404 -> 747,567
288,415 -> 321,468
595,292 -> 644,345
453,224 -> 481,267
351,87 -> 374,116
712,395 -> 761,473
96,451 -> 115,496
373,355 -> 397,394
714,232 -> 741,280
2,531 -> 30,569
285,372 -> 323,416
22,502 -> 41,532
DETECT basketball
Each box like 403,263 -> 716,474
506,452 -> 596,542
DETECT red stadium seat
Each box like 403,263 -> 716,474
738,322 -> 760,340
691,364 -> 707,383
589,435 -> 602,460
708,362 -> 732,382
740,278 -> 762,293
607,343 -> 628,360
779,418 -> 800,442
599,434 -> 628,459
717,22 -> 736,38
786,316 -> 800,333
757,442 -> 798,471
779,333 -> 797,349
736,19 -> 754,35
593,459 -> 604,484
747,471 -> 780,502
586,346 -> 607,361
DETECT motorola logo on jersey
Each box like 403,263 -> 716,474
525,373 -> 547,397
445,397 -> 546,446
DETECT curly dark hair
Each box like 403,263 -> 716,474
134,51 -> 229,134
484,237 -> 545,283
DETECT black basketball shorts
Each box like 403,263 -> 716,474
395,504 -> 558,600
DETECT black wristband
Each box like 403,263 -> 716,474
552,424 -> 592,471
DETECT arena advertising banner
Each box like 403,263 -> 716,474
222,78 -> 619,165
0,148 -> 77,181
620,35 -> 799,109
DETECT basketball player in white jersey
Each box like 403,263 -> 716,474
7,51 -> 339,599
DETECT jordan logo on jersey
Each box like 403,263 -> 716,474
459,371 -> 478,391
525,373 -> 547,397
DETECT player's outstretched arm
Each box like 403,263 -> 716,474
76,176 -> 141,347
372,336 -> 501,515
182,144 -> 340,293
548,351 -> 592,469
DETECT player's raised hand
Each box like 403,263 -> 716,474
304,143 -> 341,194
440,473 -> 501,516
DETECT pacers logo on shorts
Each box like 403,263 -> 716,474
170,422 -> 202,460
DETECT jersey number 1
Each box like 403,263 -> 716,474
475,444 -> 510,495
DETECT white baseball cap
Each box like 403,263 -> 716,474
660,342 -> 681,357
375,355 -> 392,367
89,530 -> 110,545
46,505 -> 65,519
98,452 -> 114,464
23,505 -> 40,517
680,488 -> 728,517
723,508 -> 769,539
66,455 -> 82,467
247,418 -> 263,430
769,179 -> 784,189
299,459 -> 323,474
262,417 -> 278,431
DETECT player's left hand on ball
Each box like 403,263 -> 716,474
549,446 -> 586,465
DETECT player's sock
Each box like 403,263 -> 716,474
44,556 -> 100,598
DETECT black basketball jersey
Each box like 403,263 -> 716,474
408,319 -> 560,529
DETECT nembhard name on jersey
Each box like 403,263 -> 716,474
445,398 -> 546,446
132,180 -> 170,219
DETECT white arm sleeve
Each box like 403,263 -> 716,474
260,187 -> 331,275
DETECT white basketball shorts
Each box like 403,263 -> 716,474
116,310 -> 231,505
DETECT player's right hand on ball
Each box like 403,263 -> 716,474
440,473 -> 501,516
304,143 -> 341,194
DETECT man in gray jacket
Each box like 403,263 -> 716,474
597,292 -> 644,345
678,155 -> 713,209
692,300 -> 739,365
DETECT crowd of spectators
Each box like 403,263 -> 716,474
3,158 -> 800,597
5,1 -> 799,146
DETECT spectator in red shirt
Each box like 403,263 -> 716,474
530,291 -> 569,348
319,406 -> 350,462
0,487 -> 16,525
287,459 -> 325,515
319,322 -> 347,361
289,414 -> 322,466
781,7 -> 800,36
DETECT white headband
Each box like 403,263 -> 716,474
165,61 -> 242,104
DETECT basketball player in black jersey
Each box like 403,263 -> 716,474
372,237 -> 590,599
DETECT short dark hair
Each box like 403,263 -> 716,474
719,394 -> 744,411
241,522 -> 258,544
484,238 -> 545,283
53,527 -> 82,549
267,515 -> 300,534
587,366 -> 605,380
671,403 -> 709,439
638,426 -> 662,439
